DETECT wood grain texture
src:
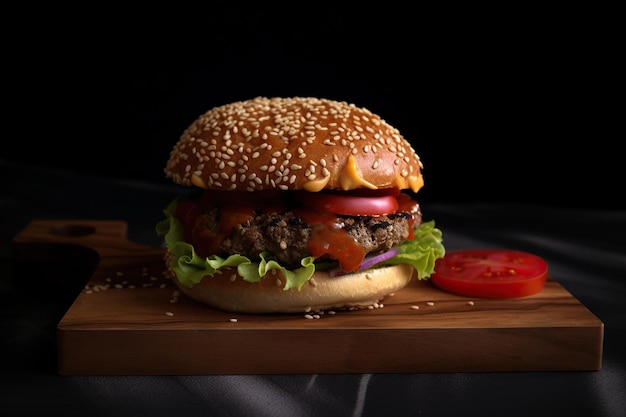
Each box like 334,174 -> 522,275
12,220 -> 604,375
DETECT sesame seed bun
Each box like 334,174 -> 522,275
160,97 -> 439,315
166,254 -> 415,314
164,96 -> 424,193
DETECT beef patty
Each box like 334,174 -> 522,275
216,208 -> 422,266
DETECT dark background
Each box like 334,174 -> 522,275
4,5 -> 619,208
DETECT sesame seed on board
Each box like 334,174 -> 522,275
83,265 -> 172,294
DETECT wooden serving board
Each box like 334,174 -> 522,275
12,220 -> 604,375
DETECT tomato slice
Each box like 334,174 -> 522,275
293,189 -> 399,216
431,249 -> 548,298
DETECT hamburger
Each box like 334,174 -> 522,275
156,97 -> 445,313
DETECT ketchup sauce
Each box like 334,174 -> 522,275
292,207 -> 366,273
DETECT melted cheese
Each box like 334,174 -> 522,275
191,174 -> 207,189
408,175 -> 424,193
339,154 -> 377,190
392,174 -> 424,193
303,175 -> 331,192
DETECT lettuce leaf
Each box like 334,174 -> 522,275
378,220 -> 446,279
156,199 -> 445,291
156,200 -> 315,290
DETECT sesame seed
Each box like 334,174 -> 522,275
411,305 -> 420,310
426,301 -> 435,306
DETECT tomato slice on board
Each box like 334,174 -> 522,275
293,189 -> 400,216
431,249 -> 548,298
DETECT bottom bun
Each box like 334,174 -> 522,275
166,255 -> 416,314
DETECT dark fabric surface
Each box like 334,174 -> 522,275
1,159 -> 625,417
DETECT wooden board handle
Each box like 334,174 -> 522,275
12,219 -> 165,292
12,219 -> 165,272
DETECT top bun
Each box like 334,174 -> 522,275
164,97 -> 424,193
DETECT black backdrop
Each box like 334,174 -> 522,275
4,5 -> 618,208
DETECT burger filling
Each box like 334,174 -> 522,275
157,190 -> 445,291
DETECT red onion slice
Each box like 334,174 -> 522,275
328,247 -> 400,277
